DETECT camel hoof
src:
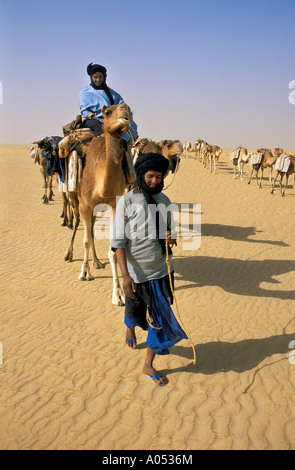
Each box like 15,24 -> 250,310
64,252 -> 73,262
112,299 -> 125,307
79,272 -> 93,281
93,261 -> 104,269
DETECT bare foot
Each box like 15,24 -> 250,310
142,365 -> 167,386
125,328 -> 137,349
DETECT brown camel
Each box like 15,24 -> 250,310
271,155 -> 295,197
29,144 -> 54,203
132,138 -> 182,177
64,103 -> 134,305
203,144 -> 223,174
248,148 -> 283,188
157,139 -> 183,173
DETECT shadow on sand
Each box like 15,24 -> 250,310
173,254 -> 295,300
161,333 -> 295,393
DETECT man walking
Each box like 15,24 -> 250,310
111,153 -> 187,386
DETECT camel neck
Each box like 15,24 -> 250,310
101,132 -> 124,197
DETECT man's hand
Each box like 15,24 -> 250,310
123,274 -> 136,300
166,230 -> 177,246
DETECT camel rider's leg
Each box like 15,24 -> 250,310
83,118 -> 103,137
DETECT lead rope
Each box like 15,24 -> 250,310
165,239 -> 197,365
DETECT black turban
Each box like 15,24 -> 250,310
134,152 -> 171,255
134,152 -> 169,179
87,63 -> 107,78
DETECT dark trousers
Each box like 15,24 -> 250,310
83,118 -> 103,137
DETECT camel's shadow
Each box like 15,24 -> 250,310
200,223 -> 289,247
168,333 -> 294,374
173,254 -> 295,300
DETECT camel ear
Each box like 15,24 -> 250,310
101,105 -> 107,114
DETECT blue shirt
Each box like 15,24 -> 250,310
79,85 -> 138,143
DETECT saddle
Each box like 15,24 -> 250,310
275,155 -> 291,173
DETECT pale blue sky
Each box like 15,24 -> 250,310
0,0 -> 294,147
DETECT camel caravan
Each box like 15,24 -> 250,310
186,139 -> 223,174
229,146 -> 295,196
180,139 -> 294,195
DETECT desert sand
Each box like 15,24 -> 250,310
0,144 -> 295,450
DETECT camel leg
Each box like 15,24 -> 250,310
269,167 -> 273,187
41,169 -> 49,203
240,162 -> 244,180
248,167 -> 254,184
48,175 -> 54,201
67,195 -> 74,229
91,215 -> 104,269
271,171 -> 279,194
282,174 -> 289,197
259,169 -> 264,188
108,207 -> 124,306
213,158 -> 217,174
64,193 -> 79,261
61,192 -> 68,226
79,205 -> 94,281
108,247 -> 125,306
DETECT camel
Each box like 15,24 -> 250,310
231,146 -> 253,180
248,148 -> 283,188
204,144 -> 223,174
64,103 -> 134,306
29,144 -> 54,204
271,155 -> 295,197
183,140 -> 192,158
157,139 -> 183,173
132,138 -> 182,177
194,139 -> 207,162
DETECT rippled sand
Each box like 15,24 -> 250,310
0,144 -> 295,450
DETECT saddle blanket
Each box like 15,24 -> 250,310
275,155 -> 291,173
58,150 -> 83,192
59,130 -> 94,159
250,153 -> 263,165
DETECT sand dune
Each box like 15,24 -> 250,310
0,144 -> 295,450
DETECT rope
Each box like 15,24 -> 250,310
128,128 -> 136,147
163,170 -> 177,191
163,158 -> 180,191
165,239 -> 197,365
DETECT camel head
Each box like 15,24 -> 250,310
157,140 -> 183,160
274,147 -> 284,156
101,103 -> 132,137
